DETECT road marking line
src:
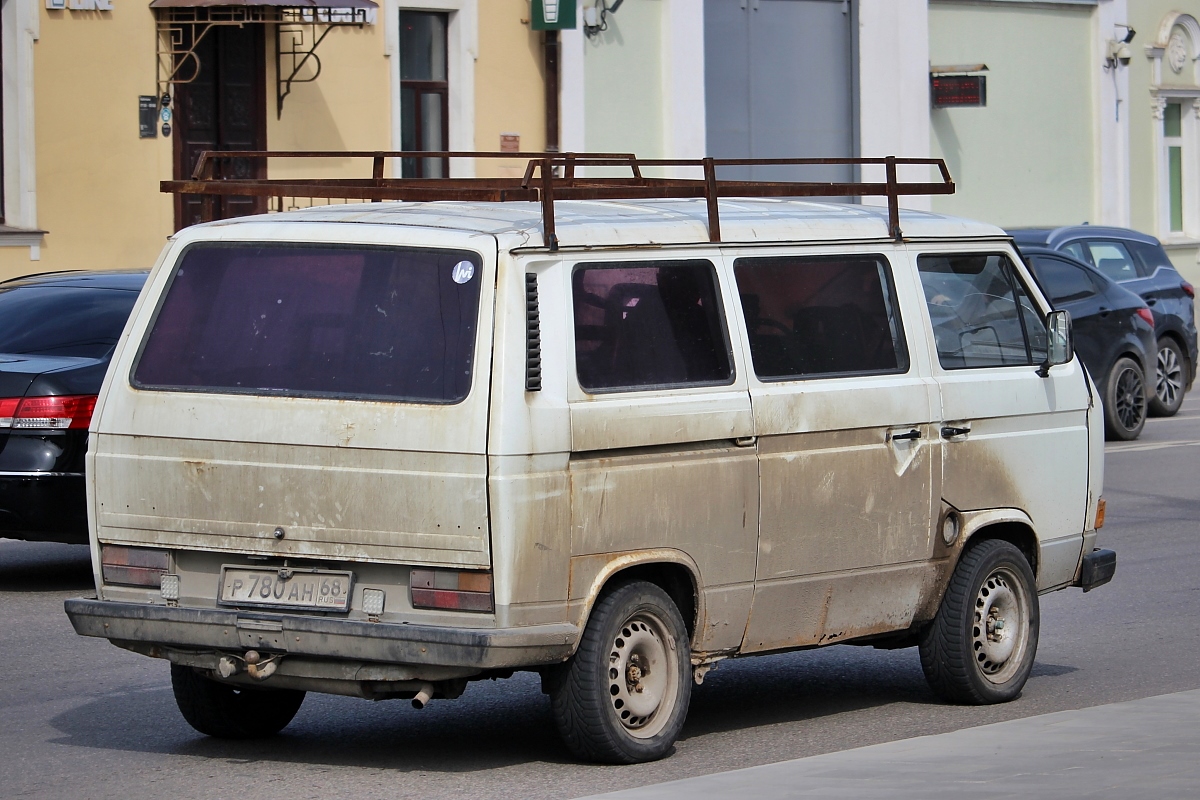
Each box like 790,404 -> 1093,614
1106,439 -> 1200,454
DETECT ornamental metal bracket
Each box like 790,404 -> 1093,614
276,11 -> 369,119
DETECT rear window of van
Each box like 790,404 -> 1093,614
133,244 -> 482,403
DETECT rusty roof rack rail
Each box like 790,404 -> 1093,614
162,150 -> 955,249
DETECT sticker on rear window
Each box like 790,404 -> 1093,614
452,260 -> 475,284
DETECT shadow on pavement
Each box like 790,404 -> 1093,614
0,539 -> 93,592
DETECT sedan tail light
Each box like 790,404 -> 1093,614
0,395 -> 97,430
1136,308 -> 1155,327
1183,281 -> 1195,299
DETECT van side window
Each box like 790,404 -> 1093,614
733,255 -> 909,379
918,253 -> 1048,369
572,260 -> 733,392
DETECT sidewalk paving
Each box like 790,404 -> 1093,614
578,688 -> 1200,799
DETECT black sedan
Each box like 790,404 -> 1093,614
1020,247 -> 1156,440
1010,226 -> 1196,417
0,270 -> 147,543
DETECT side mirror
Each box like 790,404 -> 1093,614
1039,309 -> 1073,377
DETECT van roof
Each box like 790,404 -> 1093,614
194,198 -> 1006,249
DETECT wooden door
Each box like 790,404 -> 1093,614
174,25 -> 267,230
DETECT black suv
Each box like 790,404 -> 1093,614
1009,226 -> 1197,417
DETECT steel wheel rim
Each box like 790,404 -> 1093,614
607,611 -> 679,739
972,566 -> 1030,684
1114,366 -> 1146,431
1156,346 -> 1183,408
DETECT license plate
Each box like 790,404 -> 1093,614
218,567 -> 353,612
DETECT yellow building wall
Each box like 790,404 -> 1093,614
0,5 -> 173,282
266,21 -> 390,183
475,0 -> 545,178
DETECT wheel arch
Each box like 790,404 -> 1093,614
568,550 -> 702,647
959,509 -> 1039,578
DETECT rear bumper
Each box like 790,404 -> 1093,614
1076,548 -> 1117,592
64,597 -> 579,670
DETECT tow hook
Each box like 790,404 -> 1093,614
216,649 -> 280,681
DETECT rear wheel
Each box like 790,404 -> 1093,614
549,580 -> 691,764
1103,356 -> 1147,440
919,539 -> 1039,705
171,663 -> 305,739
1149,337 -> 1187,417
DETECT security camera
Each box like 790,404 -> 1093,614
1106,39 -> 1133,69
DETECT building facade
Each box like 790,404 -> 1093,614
6,0 -> 1200,286
0,0 -> 547,281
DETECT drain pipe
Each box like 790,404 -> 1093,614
544,30 -> 560,155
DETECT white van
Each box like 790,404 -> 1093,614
66,155 -> 1115,763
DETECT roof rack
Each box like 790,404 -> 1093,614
162,151 -> 955,249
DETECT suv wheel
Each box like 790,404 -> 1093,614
1104,356 -> 1147,440
1149,337 -> 1187,417
171,663 -> 305,738
919,539 -> 1039,704
548,580 -> 692,764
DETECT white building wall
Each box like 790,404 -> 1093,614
858,0 -> 932,210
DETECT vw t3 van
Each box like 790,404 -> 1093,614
66,154 -> 1115,763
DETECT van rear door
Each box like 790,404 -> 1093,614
91,227 -> 496,569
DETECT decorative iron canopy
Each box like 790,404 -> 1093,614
151,0 -> 377,117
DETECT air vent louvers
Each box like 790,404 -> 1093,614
525,273 -> 542,391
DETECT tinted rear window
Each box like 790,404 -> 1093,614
0,286 -> 138,358
134,244 -> 483,403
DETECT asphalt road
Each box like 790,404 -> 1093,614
2,394 -> 1198,800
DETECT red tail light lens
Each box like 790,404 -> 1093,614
1183,281 -> 1195,299
0,398 -> 18,427
410,568 -> 494,612
0,395 -> 97,430
1136,308 -> 1156,327
101,544 -> 170,587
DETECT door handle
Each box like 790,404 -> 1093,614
1147,298 -> 1158,306
941,426 -> 971,439
888,429 -> 922,442
733,436 -> 757,448
1098,306 -> 1111,317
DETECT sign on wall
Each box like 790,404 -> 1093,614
531,0 -> 576,30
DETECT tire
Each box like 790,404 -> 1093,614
918,539 -> 1039,705
549,580 -> 692,764
171,663 -> 305,739
1103,356 -> 1147,440
1149,337 -> 1187,417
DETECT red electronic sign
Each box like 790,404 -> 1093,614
931,75 -> 987,108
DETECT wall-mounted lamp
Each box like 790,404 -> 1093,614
584,0 -> 625,38
1105,25 -> 1136,69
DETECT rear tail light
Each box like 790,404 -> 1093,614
101,544 -> 170,587
1136,308 -> 1155,327
1183,281 -> 1195,299
410,568 -> 494,612
0,394 -> 97,430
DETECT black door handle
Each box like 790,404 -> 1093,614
889,429 -> 922,442
1147,298 -> 1158,306
941,426 -> 971,439
1098,306 -> 1111,317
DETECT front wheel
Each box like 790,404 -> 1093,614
1149,337 -> 1187,417
919,539 -> 1039,704
1103,356 -> 1147,440
171,663 -> 305,739
549,580 -> 692,764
